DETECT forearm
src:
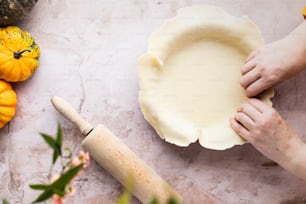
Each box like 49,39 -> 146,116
284,21 -> 306,71
277,23 -> 306,180
279,137 -> 306,181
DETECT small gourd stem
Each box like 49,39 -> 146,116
13,49 -> 31,59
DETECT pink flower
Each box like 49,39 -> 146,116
52,194 -> 64,204
79,150 -> 90,168
71,157 -> 81,167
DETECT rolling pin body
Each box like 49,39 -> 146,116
82,125 -> 182,203
51,96 -> 182,204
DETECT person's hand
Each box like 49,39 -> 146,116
240,37 -> 303,97
232,22 -> 306,181
229,98 -> 302,165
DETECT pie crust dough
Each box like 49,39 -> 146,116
138,6 -> 274,150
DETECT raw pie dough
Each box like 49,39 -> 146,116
138,6 -> 274,150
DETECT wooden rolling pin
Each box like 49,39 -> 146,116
51,96 -> 183,204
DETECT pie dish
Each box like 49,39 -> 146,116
138,6 -> 274,150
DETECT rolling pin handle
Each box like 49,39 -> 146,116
51,96 -> 93,135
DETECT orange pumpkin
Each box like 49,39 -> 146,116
0,26 -> 40,82
0,80 -> 17,128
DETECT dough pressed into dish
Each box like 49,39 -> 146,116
138,6 -> 274,150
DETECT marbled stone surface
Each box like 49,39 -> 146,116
0,0 -> 306,203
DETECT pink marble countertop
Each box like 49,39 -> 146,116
1,0 -> 306,203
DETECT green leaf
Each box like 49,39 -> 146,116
117,175 -> 134,204
149,197 -> 158,204
117,190 -> 132,204
167,197 -> 178,204
40,133 -> 56,149
53,188 -> 65,197
29,184 -> 52,190
52,151 -> 59,165
2,199 -> 10,204
51,164 -> 83,191
31,190 -> 53,203
40,133 -> 61,164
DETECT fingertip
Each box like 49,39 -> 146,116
240,68 -> 261,91
229,116 -> 236,123
240,78 -> 247,88
246,91 -> 256,98
241,61 -> 256,75
240,80 -> 251,90
246,85 -> 261,98
229,118 -> 249,139
240,75 -> 253,89
229,117 -> 237,128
